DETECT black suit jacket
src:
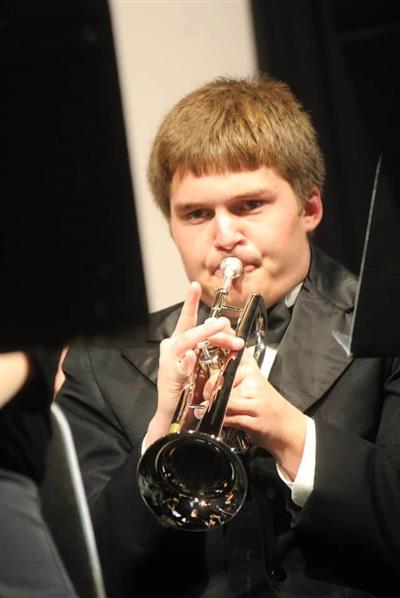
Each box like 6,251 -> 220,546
57,247 -> 400,598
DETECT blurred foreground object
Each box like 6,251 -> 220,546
1,0 -> 148,351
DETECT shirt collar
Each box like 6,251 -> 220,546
284,281 -> 303,309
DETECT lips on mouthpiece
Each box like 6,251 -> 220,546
214,264 -> 256,276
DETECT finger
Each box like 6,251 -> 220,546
206,333 -> 245,352
225,397 -> 257,416
160,318 -> 231,364
172,317 -> 241,358
229,348 -> 262,388
230,361 -> 253,388
173,281 -> 202,336
237,347 -> 258,367
203,370 -> 223,401
223,414 -> 256,435
194,400 -> 209,420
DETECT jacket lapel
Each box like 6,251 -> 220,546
269,247 -> 356,412
121,346 -> 159,386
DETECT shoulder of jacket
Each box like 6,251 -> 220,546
309,244 -> 358,311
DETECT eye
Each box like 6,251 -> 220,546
183,208 -> 212,222
235,199 -> 265,214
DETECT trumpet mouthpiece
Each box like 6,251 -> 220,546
220,256 -> 243,279
220,257 -> 243,291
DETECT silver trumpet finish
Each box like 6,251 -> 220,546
137,257 -> 266,531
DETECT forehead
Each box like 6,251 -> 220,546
170,167 -> 290,204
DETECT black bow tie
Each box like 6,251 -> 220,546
267,301 -> 292,344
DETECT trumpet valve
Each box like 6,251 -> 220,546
198,341 -> 221,369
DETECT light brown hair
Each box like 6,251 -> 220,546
148,74 -> 325,218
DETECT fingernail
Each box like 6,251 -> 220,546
233,338 -> 244,348
204,317 -> 217,325
218,316 -> 229,325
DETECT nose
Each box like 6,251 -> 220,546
213,212 -> 242,252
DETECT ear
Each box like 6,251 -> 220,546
301,188 -> 323,233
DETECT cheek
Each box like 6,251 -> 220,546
172,231 -> 207,278
172,221 -> 204,248
269,215 -> 304,248
171,225 -> 193,254
255,221 -> 305,273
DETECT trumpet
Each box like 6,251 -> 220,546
137,257 -> 266,531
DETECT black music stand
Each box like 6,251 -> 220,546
1,0 -> 148,351
334,157 -> 400,357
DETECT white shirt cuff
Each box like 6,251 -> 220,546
276,415 -> 316,507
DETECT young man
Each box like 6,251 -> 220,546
57,76 -> 400,597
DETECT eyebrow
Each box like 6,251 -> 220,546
231,188 -> 268,200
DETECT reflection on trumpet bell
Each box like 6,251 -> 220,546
137,432 -> 247,531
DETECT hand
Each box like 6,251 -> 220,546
224,349 -> 307,480
53,346 -> 69,397
0,352 -> 30,408
145,282 -> 244,448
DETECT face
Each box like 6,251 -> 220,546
169,167 -> 322,308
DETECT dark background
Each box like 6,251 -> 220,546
251,0 -> 400,275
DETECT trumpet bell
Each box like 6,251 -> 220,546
137,431 -> 247,531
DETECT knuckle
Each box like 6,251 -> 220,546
160,338 -> 172,354
179,332 -> 192,346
